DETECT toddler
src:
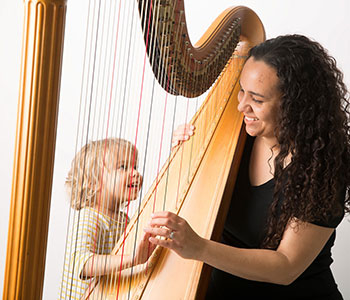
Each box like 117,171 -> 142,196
59,138 -> 154,299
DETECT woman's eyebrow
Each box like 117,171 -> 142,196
239,81 -> 266,98
250,91 -> 266,98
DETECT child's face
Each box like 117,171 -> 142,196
101,145 -> 143,212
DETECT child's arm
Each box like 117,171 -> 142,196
81,232 -> 156,278
172,124 -> 195,147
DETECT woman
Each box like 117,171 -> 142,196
145,35 -> 350,299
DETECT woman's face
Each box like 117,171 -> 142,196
237,57 -> 281,143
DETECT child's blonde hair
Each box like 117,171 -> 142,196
65,138 -> 137,210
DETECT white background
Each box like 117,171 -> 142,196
1,0 -> 349,299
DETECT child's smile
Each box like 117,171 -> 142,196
99,144 -> 143,217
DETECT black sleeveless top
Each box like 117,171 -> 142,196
206,137 -> 344,300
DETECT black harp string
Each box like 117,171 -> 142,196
125,0 -> 181,293
188,54 -> 203,187
128,0 -> 162,290
113,0 -> 156,295
129,0 -> 163,286
175,53 -> 192,211
128,79 -> 157,295
186,61 -> 200,187
62,0 -> 213,297
84,0 -> 106,295
93,0 -> 115,280
113,0 -> 142,294
64,0 -> 118,298
151,1 -> 175,216
88,0 -> 123,290
60,0 -> 91,295
120,0 -> 149,293
111,0 -> 139,295
110,0 -> 134,244
161,4 -> 185,212
99,0 -> 125,294
61,0 -> 103,298
128,1 -> 181,293
92,0 -> 131,294
77,0 -> 105,298
107,1 -> 135,295
172,7 -> 197,211
161,3 -> 186,212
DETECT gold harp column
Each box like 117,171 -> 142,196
3,0 -> 67,299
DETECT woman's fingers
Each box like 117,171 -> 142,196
143,224 -> 178,252
144,225 -> 173,239
148,235 -> 175,250
145,211 -> 205,260
150,211 -> 186,231
144,212 -> 181,243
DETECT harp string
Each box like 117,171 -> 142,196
76,0 -> 103,296
61,0 -> 212,298
94,0 -> 127,290
64,0 -> 101,296
90,0 -> 139,295
88,0 -> 128,293
132,0 -> 160,283
115,0 -> 161,296
151,0 -> 177,214
160,4 -> 189,214
84,0 -> 108,296
112,0 -> 136,294
60,0 -> 137,298
107,0 -> 138,296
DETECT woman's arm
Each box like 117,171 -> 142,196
145,211 -> 334,285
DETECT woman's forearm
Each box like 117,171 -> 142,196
198,239 -> 294,285
147,212 -> 333,286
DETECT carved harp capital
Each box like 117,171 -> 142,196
138,1 -> 265,97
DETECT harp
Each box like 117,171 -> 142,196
3,0 -> 264,299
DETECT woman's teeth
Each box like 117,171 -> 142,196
245,116 -> 258,121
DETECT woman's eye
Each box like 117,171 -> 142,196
119,165 -> 126,170
253,98 -> 263,104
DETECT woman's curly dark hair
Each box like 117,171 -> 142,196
248,34 -> 350,249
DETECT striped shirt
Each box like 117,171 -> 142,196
59,207 -> 128,299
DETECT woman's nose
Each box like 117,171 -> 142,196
237,91 -> 249,113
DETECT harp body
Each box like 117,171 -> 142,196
3,1 -> 264,299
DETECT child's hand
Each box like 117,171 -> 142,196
133,232 -> 157,265
172,124 -> 195,148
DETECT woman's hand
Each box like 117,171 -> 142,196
144,211 -> 205,260
172,124 -> 195,148
133,232 -> 157,265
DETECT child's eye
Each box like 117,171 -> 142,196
118,164 -> 126,170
